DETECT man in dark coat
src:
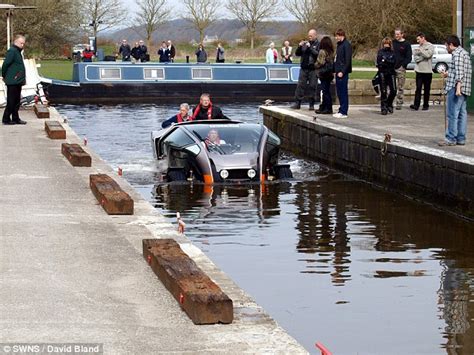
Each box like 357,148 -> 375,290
138,40 -> 148,62
192,94 -> 229,120
291,29 -> 320,110
393,29 -> 412,110
2,35 -> 27,125
333,28 -> 352,118
118,39 -> 131,61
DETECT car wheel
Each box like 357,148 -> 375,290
275,166 -> 293,179
167,169 -> 187,182
434,62 -> 448,73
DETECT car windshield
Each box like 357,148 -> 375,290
189,123 -> 264,154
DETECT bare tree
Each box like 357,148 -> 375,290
182,0 -> 220,43
284,0 -> 320,30
4,0 -> 83,56
227,0 -> 281,49
132,0 -> 171,45
82,0 -> 126,38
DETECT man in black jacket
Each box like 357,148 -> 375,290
291,29 -> 320,110
192,94 -> 229,120
2,35 -> 27,125
118,39 -> 131,61
393,29 -> 412,110
333,29 -> 352,118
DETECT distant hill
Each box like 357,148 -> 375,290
107,19 -> 302,45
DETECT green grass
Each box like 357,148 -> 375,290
37,59 -> 74,81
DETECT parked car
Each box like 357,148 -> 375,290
407,44 -> 452,73
151,120 -> 292,183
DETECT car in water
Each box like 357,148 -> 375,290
151,120 -> 292,183
406,44 -> 452,73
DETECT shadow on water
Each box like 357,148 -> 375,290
56,103 -> 474,355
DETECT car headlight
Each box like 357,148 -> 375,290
247,169 -> 256,179
220,169 -> 229,179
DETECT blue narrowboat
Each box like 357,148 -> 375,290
41,62 -> 303,104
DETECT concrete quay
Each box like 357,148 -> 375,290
0,107 -> 308,354
261,104 -> 474,220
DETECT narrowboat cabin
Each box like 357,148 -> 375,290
41,62 -> 303,104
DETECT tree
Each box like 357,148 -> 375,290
1,0 -> 83,57
317,0 -> 451,55
133,0 -> 171,45
227,0 -> 281,49
182,0 -> 220,43
284,0 -> 320,30
82,0 -> 126,38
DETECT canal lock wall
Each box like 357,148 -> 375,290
261,106 -> 474,221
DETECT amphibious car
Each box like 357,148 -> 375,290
151,120 -> 292,183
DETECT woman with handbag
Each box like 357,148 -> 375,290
315,36 -> 335,114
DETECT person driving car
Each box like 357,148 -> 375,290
205,129 -> 226,147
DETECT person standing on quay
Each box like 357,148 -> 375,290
438,35 -> 472,146
333,29 -> 352,118
281,40 -> 292,64
392,28 -> 412,110
376,37 -> 397,115
291,29 -> 320,110
410,32 -> 434,111
315,36 -> 334,114
2,35 -> 27,125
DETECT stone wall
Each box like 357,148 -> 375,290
261,107 -> 474,220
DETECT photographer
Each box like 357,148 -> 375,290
290,29 -> 320,110
196,43 -> 208,63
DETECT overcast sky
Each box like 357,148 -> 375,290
119,0 -> 291,20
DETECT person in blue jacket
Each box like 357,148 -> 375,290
158,41 -> 170,63
161,103 -> 193,128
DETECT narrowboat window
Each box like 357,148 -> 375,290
268,68 -> 289,80
100,68 -> 121,80
144,68 -> 165,80
192,68 -> 212,80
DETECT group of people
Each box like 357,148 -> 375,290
265,41 -> 293,64
290,28 -> 352,119
374,30 -> 472,146
117,39 -> 226,64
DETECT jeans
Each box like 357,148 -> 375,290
319,78 -> 332,111
380,72 -> 396,112
445,88 -> 468,144
414,72 -> 432,108
335,74 -> 349,115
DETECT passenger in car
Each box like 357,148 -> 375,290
161,103 -> 193,128
192,93 -> 230,120
205,129 -> 226,146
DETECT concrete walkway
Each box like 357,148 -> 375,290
290,102 -> 473,156
0,107 -> 307,354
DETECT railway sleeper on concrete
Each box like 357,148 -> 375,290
143,238 -> 233,325
89,174 -> 134,215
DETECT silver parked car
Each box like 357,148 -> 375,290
406,44 -> 452,73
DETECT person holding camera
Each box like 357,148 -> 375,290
216,43 -> 225,63
291,29 -> 320,110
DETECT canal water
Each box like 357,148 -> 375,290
56,103 -> 474,355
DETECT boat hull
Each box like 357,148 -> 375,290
43,81 -> 301,104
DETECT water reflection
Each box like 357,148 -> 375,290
56,103 -> 474,354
